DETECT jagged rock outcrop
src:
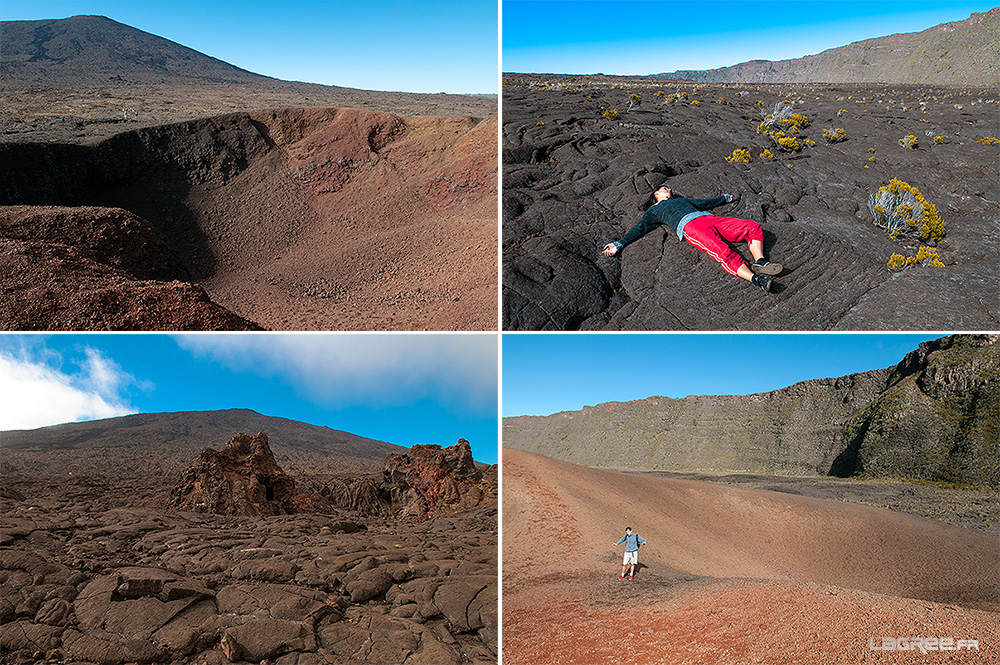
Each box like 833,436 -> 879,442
169,432 -> 324,515
328,439 -> 498,519
384,439 -> 495,519
504,335 -> 999,486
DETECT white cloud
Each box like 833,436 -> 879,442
174,333 -> 498,413
0,347 -> 137,431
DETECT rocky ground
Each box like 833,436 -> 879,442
502,76 -> 999,330
0,82 -> 496,145
502,449 -> 999,664
0,437 -> 498,665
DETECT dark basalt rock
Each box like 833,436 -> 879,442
502,76 -> 1000,331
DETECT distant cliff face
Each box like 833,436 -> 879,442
832,336 -> 999,485
504,335 -> 999,486
656,8 -> 999,85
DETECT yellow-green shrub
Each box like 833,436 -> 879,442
976,136 -> 1000,145
725,148 -> 751,163
776,135 -> 801,152
887,246 -> 945,272
898,134 -> 918,149
602,109 -> 618,121
869,178 -> 945,243
822,127 -> 847,143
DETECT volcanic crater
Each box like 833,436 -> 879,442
1,106 -> 497,330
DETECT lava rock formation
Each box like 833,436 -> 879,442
169,432 -> 323,516
328,439 -> 499,519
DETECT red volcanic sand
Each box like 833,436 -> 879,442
210,108 -> 498,330
502,449 -> 1000,664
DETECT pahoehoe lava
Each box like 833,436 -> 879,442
1,107 -> 497,330
502,76 -> 999,330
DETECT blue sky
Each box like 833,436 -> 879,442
0,0 -> 498,94
0,333 -> 499,464
502,333 -> 943,417
503,0 -> 998,75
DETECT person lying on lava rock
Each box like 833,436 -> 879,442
602,186 -> 782,292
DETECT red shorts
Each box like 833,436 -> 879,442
682,214 -> 763,276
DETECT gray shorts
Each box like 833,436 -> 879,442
623,550 -> 638,565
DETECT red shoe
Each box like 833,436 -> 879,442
619,575 -> 625,580
628,574 -> 633,580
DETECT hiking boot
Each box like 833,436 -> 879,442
752,274 -> 773,293
751,258 -> 783,276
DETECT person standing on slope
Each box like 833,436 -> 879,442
613,526 -> 647,580
602,186 -> 782,292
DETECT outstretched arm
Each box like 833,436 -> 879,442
688,194 -> 733,211
603,215 -> 658,256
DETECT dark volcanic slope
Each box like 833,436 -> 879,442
657,8 -> 999,86
502,77 -> 999,330
0,409 -> 406,476
503,335 -> 1000,486
0,15 -> 265,85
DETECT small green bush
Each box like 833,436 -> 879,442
602,109 -> 618,122
899,134 -> 919,149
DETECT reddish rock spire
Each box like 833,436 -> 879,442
170,432 -> 322,515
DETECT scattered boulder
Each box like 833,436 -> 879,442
169,432 -> 325,516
